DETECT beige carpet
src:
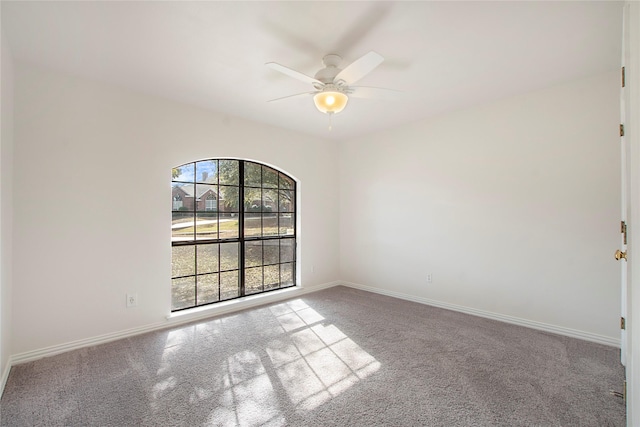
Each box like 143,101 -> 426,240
0,286 -> 626,426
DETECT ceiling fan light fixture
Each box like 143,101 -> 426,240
313,91 -> 349,114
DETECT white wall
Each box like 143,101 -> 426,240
9,61 -> 622,356
0,31 -> 15,386
12,63 -> 340,355
340,71 -> 621,341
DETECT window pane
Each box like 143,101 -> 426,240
197,244 -> 218,274
219,160 -> 239,185
245,267 -> 263,295
244,188 -> 262,212
279,190 -> 294,212
280,263 -> 294,287
220,242 -> 239,271
262,189 -> 278,212
195,160 -> 217,183
172,212 -> 194,242
244,162 -> 262,187
264,240 -> 279,265
172,245 -> 195,278
245,241 -> 262,267
173,163 -> 194,182
264,265 -> 279,289
197,273 -> 219,305
196,212 -> 218,240
280,239 -> 295,263
279,213 -> 294,236
196,184 -> 218,212
172,277 -> 195,310
220,271 -> 239,300
219,185 -> 239,211
245,213 -> 261,238
262,167 -> 279,188
218,213 -> 239,239
279,172 -> 294,189
172,183 -> 194,211
263,213 -> 278,237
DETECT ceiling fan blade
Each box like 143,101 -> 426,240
334,51 -> 384,85
267,91 -> 316,102
261,20 -> 324,59
332,3 -> 392,54
349,86 -> 403,100
266,62 -> 323,86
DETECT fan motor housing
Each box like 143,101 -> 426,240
314,54 -> 343,84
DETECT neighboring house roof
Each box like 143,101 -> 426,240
173,183 -> 222,200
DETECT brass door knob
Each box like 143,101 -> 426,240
615,249 -> 627,261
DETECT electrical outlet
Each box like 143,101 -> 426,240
126,293 -> 138,308
426,274 -> 433,284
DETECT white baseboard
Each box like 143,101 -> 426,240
340,281 -> 620,348
0,357 -> 12,398
10,281 -> 341,366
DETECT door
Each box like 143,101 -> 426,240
620,3 -> 630,366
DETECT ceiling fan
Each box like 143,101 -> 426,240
266,51 -> 397,117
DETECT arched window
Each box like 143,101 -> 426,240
171,159 -> 296,311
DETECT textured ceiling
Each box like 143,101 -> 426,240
2,1 -> 624,141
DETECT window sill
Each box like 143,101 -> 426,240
166,286 -> 302,324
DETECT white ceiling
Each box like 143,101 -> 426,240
1,1 -> 624,141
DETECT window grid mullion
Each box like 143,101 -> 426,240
261,241 -> 265,293
217,243 -> 222,302
239,161 -> 246,298
194,245 -> 198,305
193,162 -> 198,305
260,165 -> 264,293
278,240 -> 282,289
